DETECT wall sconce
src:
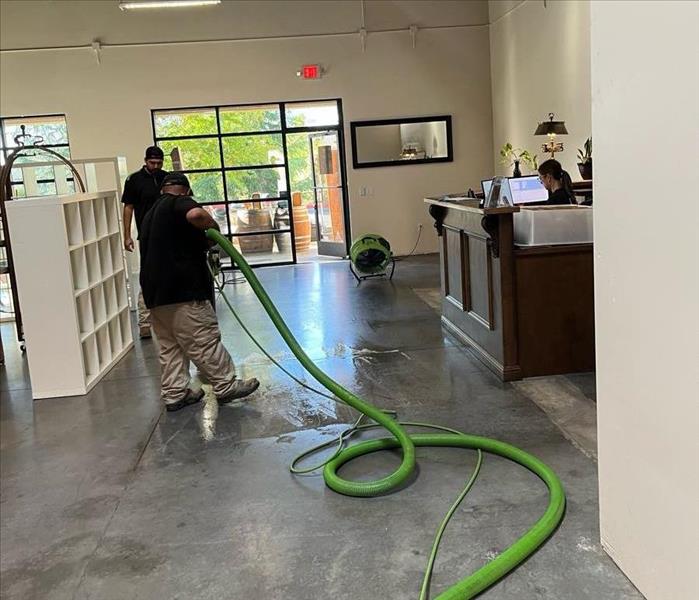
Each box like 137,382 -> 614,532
534,113 -> 568,158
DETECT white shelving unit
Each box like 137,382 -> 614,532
6,191 -> 134,398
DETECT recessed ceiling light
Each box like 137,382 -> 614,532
119,0 -> 222,11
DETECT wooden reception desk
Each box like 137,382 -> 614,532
426,197 -> 595,381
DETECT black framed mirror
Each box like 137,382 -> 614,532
350,115 -> 453,169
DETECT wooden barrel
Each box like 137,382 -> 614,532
236,208 -> 273,254
292,192 -> 311,252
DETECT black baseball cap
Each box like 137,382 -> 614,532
145,146 -> 164,160
161,172 -> 190,188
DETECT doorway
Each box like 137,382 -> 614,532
286,128 -> 348,261
151,99 -> 350,268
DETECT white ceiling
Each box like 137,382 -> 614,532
0,0 -> 489,50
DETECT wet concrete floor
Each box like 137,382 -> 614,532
0,255 -> 642,599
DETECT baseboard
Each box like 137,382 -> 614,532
441,316 -> 522,381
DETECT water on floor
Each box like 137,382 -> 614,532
0,255 -> 641,599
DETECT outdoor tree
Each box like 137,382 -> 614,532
154,108 -> 313,204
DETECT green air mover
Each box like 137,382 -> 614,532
349,233 -> 395,282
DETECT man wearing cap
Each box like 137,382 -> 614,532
139,172 -> 259,412
121,146 -> 168,339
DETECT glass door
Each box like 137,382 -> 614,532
309,132 -> 347,257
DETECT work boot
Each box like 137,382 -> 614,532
139,326 -> 152,339
165,388 -> 205,412
217,378 -> 260,406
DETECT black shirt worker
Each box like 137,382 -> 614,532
121,146 -> 168,338
139,172 -> 259,412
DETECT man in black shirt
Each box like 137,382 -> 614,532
139,172 -> 259,412
121,146 -> 168,338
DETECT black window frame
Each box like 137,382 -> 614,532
0,113 -> 73,196
151,99 -> 350,268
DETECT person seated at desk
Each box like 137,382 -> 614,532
537,159 -> 575,206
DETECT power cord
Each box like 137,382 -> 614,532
394,223 -> 423,262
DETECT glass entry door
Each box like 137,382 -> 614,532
309,132 -> 347,257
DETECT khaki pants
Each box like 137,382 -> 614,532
137,291 -> 150,328
150,300 -> 237,404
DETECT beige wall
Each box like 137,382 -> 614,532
0,2 -> 493,256
591,2 -> 699,599
489,0 -> 591,177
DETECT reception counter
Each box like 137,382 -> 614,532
426,197 -> 595,381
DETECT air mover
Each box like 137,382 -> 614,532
349,233 -> 395,282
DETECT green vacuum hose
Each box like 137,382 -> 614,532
206,229 -> 566,599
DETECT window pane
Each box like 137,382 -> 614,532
222,134 -> 283,168
187,172 -> 224,202
225,167 -> 286,201
159,138 -> 221,170
229,200 -> 288,235
285,101 -> 339,127
228,231 -> 292,264
154,108 -> 217,138
1,273 -> 16,316
220,105 -> 281,133
229,201 -> 293,264
36,181 -> 57,195
10,145 -> 70,163
286,132 -> 314,192
201,204 -> 229,234
9,183 -> 26,198
33,166 -> 55,180
216,235 -> 288,266
3,116 -> 69,147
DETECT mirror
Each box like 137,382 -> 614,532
350,116 -> 453,168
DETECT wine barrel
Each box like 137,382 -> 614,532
236,208 -> 273,254
292,192 -> 311,252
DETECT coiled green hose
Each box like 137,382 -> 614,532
206,229 -> 566,599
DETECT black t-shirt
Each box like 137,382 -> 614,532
546,187 -> 573,206
121,166 -> 168,232
139,193 -> 213,309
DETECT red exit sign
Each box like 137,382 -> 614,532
298,64 -> 322,79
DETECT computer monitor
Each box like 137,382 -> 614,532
481,179 -> 493,198
508,175 -> 549,205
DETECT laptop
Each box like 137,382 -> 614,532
480,178 -> 513,207
508,175 -> 549,205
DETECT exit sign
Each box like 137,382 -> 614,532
298,64 -> 322,79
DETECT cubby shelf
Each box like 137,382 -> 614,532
5,191 -> 134,399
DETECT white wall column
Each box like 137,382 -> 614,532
591,2 -> 699,598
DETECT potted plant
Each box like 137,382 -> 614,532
519,149 -> 538,173
577,137 -> 592,180
500,143 -> 538,177
500,143 -> 521,177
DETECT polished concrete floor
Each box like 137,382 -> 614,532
0,255 -> 643,600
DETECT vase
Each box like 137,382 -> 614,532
577,161 -> 592,180
512,160 -> 522,178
